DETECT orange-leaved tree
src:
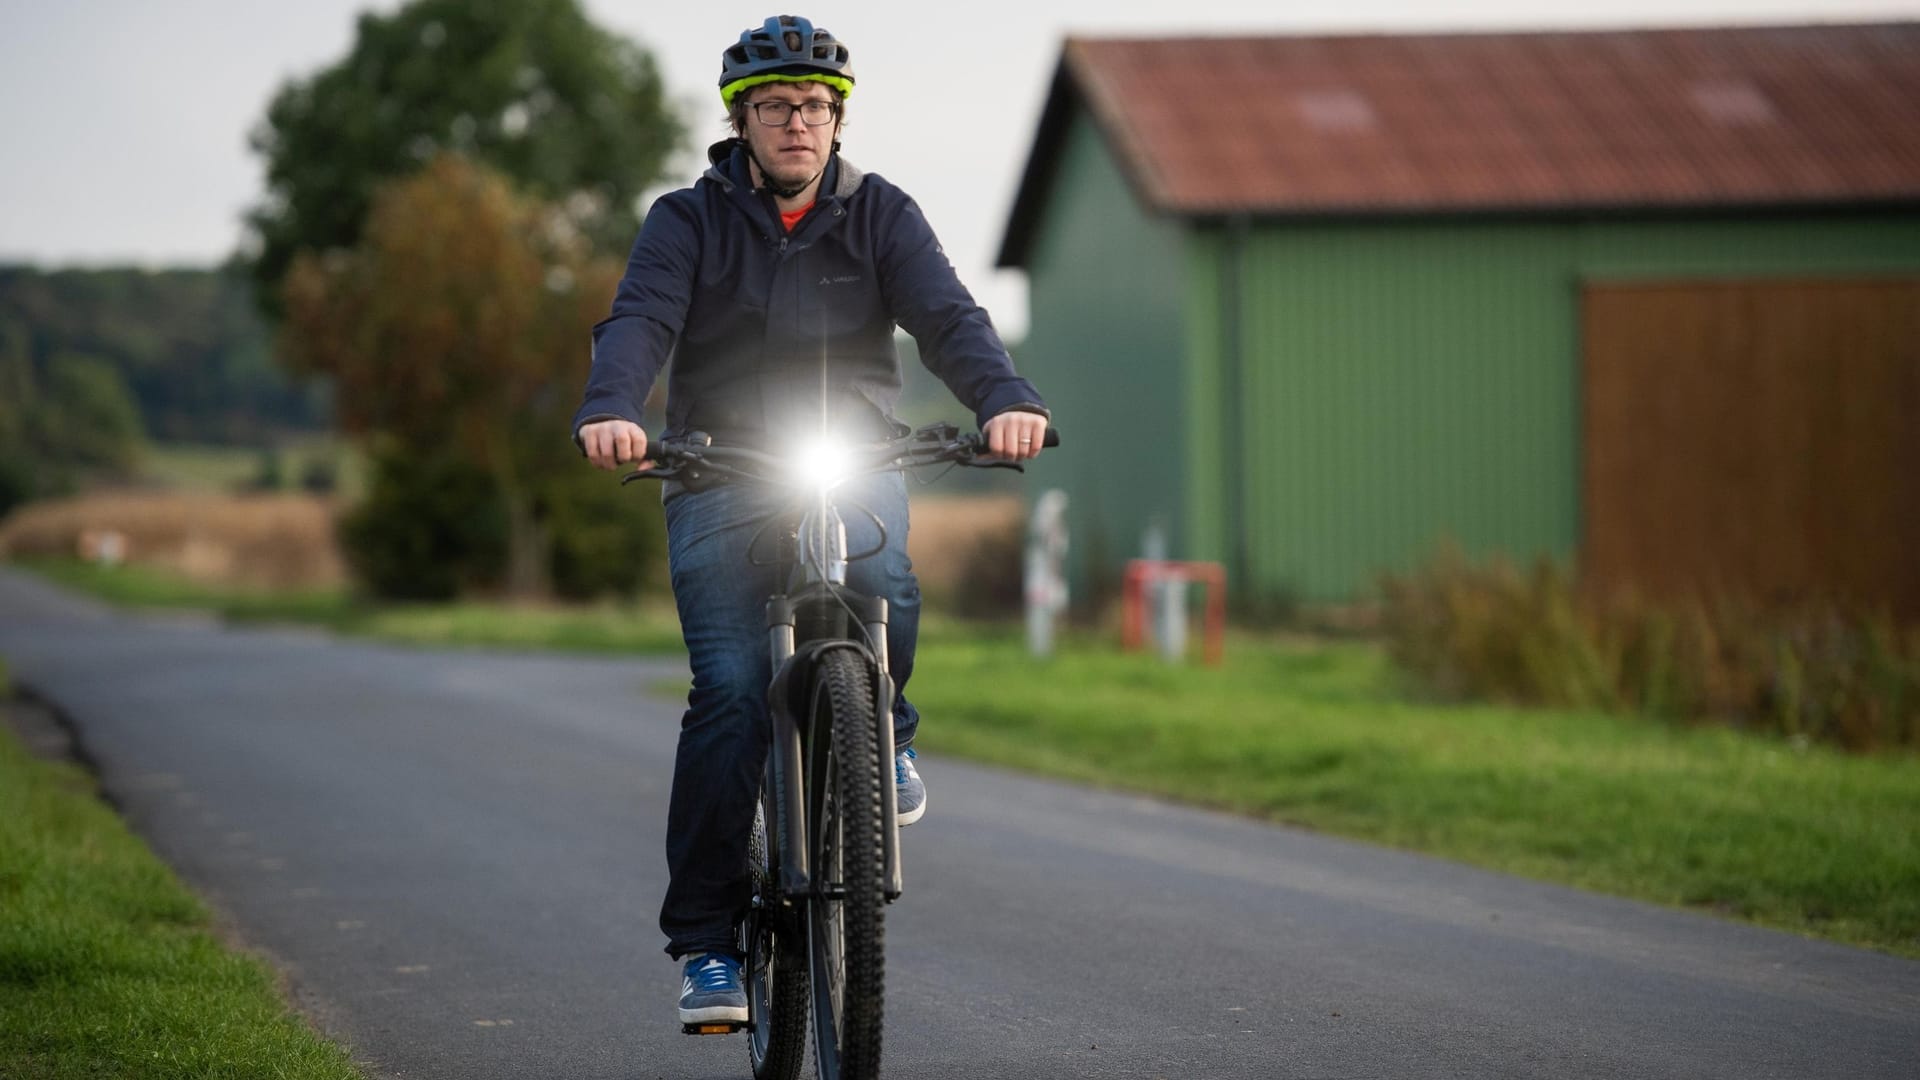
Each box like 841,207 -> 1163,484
281,153 -> 619,598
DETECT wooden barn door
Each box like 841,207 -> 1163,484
1582,278 -> 1920,616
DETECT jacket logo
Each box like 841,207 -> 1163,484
818,275 -> 861,286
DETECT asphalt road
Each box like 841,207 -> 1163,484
3,567 -> 1917,1080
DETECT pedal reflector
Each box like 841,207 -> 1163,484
683,1022 -> 745,1036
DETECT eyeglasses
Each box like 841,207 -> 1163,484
746,100 -> 840,127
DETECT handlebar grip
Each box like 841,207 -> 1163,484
965,427 -> 1062,450
975,427 -> 1061,451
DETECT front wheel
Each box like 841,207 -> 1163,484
807,648 -> 886,1079
746,790 -> 808,1080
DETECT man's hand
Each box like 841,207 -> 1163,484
982,410 -> 1048,462
578,419 -> 649,471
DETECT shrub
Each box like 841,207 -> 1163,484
338,447 -> 506,601
543,464 -> 665,601
339,442 -> 669,603
243,447 -> 287,492
1379,547 -> 1920,752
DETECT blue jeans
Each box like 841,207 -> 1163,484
658,471 -> 921,959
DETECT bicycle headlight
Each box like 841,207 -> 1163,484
792,436 -> 851,492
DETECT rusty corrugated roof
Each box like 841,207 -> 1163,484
998,22 -> 1920,265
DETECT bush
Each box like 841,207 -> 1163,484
0,351 -> 145,511
243,447 -> 286,492
542,464 -> 665,601
338,447 -> 506,600
0,454 -> 35,517
339,444 -> 667,603
1379,547 -> 1920,752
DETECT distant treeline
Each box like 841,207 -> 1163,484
0,263 -> 326,444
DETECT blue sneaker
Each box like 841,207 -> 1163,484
678,953 -> 747,1024
896,746 -> 926,826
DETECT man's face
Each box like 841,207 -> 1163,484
739,81 -> 840,192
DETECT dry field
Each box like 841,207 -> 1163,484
904,494 -> 1025,601
0,490 -> 348,590
0,489 -> 1024,600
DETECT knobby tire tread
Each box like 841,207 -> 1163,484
810,649 -> 886,1080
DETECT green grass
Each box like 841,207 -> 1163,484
23,559 -> 358,625
0,661 -> 364,1079
909,631 -> 1920,958
135,443 -> 267,492
18,559 -> 685,655
13,558 -> 1920,958
137,439 -> 365,498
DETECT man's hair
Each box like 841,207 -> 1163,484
727,81 -> 847,138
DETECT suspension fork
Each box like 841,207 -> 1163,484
766,597 -> 809,897
765,593 -> 904,903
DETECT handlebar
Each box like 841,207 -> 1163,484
621,422 -> 1060,488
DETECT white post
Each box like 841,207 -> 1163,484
1025,490 -> 1070,658
1156,570 -> 1186,663
1141,520 -> 1185,663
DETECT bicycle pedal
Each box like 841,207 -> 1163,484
682,1020 -> 750,1036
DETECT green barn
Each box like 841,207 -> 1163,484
997,22 -> 1920,615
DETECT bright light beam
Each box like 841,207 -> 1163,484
791,436 -> 851,493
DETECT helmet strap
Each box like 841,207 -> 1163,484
738,137 -> 835,201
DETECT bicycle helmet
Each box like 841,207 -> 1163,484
719,15 -> 855,108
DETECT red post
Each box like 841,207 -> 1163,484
1120,559 -> 1227,666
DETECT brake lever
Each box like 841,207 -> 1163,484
620,465 -> 681,484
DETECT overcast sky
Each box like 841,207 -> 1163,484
2,0 -> 1913,336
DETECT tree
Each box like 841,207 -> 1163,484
0,327 -> 35,514
35,354 -> 146,470
246,0 -> 681,318
0,348 -> 146,515
280,154 -> 625,598
0,265 -> 320,443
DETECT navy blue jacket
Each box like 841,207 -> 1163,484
573,141 -> 1046,446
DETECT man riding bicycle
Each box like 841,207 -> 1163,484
571,15 -> 1049,1027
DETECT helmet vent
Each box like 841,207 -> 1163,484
719,17 -> 855,102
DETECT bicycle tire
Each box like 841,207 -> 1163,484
806,648 -> 886,1080
747,790 -> 808,1080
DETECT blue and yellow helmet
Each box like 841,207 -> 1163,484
719,15 -> 855,108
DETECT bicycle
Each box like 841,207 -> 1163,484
627,420 -> 1057,1080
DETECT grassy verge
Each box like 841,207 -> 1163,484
910,631 -> 1920,958
18,558 -> 685,655
12,559 -> 1920,958
0,661 -> 364,1079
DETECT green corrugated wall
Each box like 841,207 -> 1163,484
1189,222 -> 1583,603
1017,113 -> 1189,587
